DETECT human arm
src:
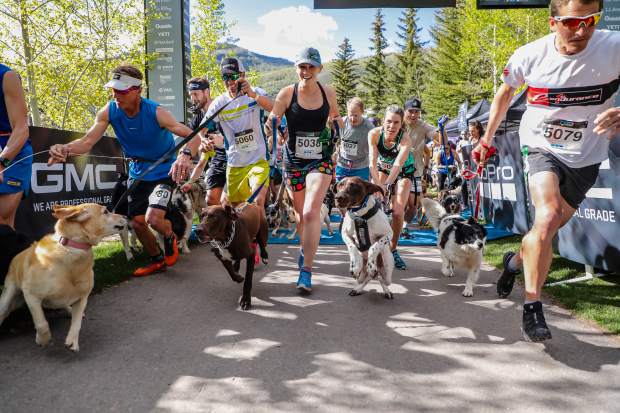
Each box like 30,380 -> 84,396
266,86 -> 293,145
181,155 -> 208,192
156,106 -> 196,183
368,127 -> 381,184
324,84 -> 344,130
48,104 -> 109,165
241,82 -> 273,112
383,132 -> 412,186
594,107 -> 620,139
473,84 -> 515,165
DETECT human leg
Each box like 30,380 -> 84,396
0,192 -> 22,228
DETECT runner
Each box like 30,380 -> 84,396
335,97 -> 374,182
434,141 -> 462,192
456,120 -> 485,209
266,47 -> 342,292
203,57 -> 273,209
402,98 -> 434,234
0,64 -> 31,228
368,105 -> 415,270
182,76 -> 226,207
474,0 -> 620,341
48,65 -> 198,277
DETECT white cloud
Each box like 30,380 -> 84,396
233,6 -> 339,63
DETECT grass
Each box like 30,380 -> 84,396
92,241 -> 149,293
484,235 -> 620,335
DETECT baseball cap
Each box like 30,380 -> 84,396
104,72 -> 142,90
295,47 -> 322,67
404,98 -> 422,111
220,57 -> 246,75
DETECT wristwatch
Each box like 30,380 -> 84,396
180,148 -> 193,158
0,156 -> 10,168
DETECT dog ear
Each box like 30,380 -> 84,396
224,205 -> 238,220
52,205 -> 89,221
364,181 -> 385,197
467,216 -> 476,225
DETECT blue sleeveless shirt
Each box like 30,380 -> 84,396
438,149 -> 455,174
108,98 -> 176,181
0,64 -> 14,134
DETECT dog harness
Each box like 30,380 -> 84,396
348,196 -> 381,252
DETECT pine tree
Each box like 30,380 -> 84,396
361,9 -> 389,114
331,38 -> 359,114
389,8 -> 426,105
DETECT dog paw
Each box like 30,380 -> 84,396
36,329 -> 52,347
441,267 -> 451,277
348,289 -> 363,297
65,337 -> 79,352
462,287 -> 474,297
384,291 -> 394,300
230,273 -> 244,283
239,297 -> 252,311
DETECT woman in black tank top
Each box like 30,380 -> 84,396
266,47 -> 342,293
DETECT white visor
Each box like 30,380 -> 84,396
104,73 -> 142,90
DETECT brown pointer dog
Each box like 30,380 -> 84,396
196,203 -> 268,310
0,203 -> 126,351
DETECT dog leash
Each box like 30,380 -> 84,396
461,145 -> 497,222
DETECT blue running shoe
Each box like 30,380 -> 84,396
297,249 -> 304,270
392,250 -> 406,270
297,268 -> 312,292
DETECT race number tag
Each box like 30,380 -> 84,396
377,158 -> 393,172
541,118 -> 587,154
148,184 -> 172,209
234,129 -> 258,152
295,131 -> 322,159
341,140 -> 358,157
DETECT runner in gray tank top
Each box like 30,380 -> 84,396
336,97 -> 373,182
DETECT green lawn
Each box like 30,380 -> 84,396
484,235 -> 620,335
92,241 -> 148,293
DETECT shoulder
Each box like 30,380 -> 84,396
320,83 -> 337,98
512,34 -> 552,62
369,127 -> 381,139
276,84 -> 295,100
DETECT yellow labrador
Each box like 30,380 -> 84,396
0,203 -> 126,351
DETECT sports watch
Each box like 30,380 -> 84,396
180,148 -> 193,158
0,156 -> 10,168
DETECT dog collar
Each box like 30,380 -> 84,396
59,236 -> 92,250
349,195 -> 370,213
209,220 -> 236,251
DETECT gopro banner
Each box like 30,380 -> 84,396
556,140 -> 620,272
478,131 -> 531,235
14,127 -> 125,241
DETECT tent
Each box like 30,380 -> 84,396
445,99 -> 491,137
469,88 -> 527,125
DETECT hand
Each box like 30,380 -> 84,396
181,182 -> 192,193
239,80 -> 255,98
199,137 -> 214,153
594,107 -> 620,138
0,166 -> 4,183
264,115 -> 280,136
169,155 -> 193,184
208,133 -> 224,148
437,115 -> 449,129
48,144 -> 69,165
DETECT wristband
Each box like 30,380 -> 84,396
181,148 -> 193,157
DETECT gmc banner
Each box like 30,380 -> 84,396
14,127 -> 125,241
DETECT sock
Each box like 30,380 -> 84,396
507,254 -> 520,272
301,266 -> 311,274
402,221 -> 407,229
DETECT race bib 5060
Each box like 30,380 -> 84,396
234,129 -> 258,152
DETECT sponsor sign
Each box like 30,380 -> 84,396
14,127 -> 125,241
145,0 -> 191,122
314,0 -> 456,8
600,0 -> 620,107
457,101 -> 468,134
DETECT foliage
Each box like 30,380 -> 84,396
331,38 -> 359,114
360,9 -> 389,114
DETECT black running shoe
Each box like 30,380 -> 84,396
522,301 -> 552,342
497,251 -> 520,298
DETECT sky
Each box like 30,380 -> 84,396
222,1 -> 439,63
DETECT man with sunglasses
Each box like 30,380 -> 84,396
48,65 -> 199,277
203,57 -> 273,209
474,0 -> 620,342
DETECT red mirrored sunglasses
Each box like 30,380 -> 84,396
553,12 -> 602,30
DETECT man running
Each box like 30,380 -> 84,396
48,65 -> 198,277
335,97 -> 374,182
402,98 -> 434,234
0,63 -> 31,229
474,0 -> 620,341
204,58 -> 273,208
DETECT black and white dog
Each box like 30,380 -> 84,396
422,198 -> 487,297
335,177 -> 394,299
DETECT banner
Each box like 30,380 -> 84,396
14,127 -> 125,241
457,101 -> 468,134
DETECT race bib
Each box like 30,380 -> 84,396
541,118 -> 588,154
341,140 -> 358,157
234,129 -> 258,152
377,157 -> 393,172
295,131 -> 322,159
148,183 -> 172,209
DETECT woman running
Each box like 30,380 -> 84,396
267,47 -> 342,293
368,105 -> 415,270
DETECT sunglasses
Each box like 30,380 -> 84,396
221,73 -> 240,82
112,86 -> 140,95
553,12 -> 602,30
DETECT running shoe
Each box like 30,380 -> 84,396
133,259 -> 166,277
392,250 -> 406,270
522,301 -> 552,342
297,268 -> 312,292
163,234 -> 179,266
497,251 -> 520,298
297,249 -> 304,270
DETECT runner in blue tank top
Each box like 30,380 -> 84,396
48,65 -> 198,277
0,64 -> 31,228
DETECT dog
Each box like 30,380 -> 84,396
321,184 -> 335,236
422,198 -> 487,297
440,186 -> 463,215
334,177 -> 394,299
0,203 -> 126,351
195,203 -> 268,310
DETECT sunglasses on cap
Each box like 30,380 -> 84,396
553,12 -> 602,30
222,73 -> 240,82
112,86 -> 140,95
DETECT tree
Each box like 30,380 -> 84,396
389,8 -> 426,105
361,9 -> 389,114
331,37 -> 359,114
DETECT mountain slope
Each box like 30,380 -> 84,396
214,43 -> 294,72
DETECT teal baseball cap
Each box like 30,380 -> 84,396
295,47 -> 322,67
